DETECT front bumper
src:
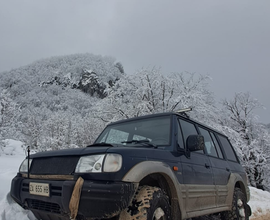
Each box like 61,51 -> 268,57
10,176 -> 137,220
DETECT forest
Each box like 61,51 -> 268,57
0,53 -> 269,191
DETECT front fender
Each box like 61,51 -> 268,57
122,161 -> 177,183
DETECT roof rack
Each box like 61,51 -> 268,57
175,107 -> 193,118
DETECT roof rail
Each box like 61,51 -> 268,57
175,107 -> 193,118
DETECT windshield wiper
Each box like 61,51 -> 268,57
121,140 -> 157,148
87,143 -> 113,147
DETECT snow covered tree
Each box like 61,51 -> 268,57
0,91 -> 18,139
222,92 -> 262,143
19,107 -> 45,150
94,68 -> 216,123
222,92 -> 269,190
0,91 -> 19,154
41,112 -> 71,151
115,62 -> 125,74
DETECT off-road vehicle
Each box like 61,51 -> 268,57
10,109 -> 251,220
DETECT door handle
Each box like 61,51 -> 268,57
226,167 -> 230,172
205,163 -> 210,169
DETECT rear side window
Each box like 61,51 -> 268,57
198,127 -> 218,157
210,132 -> 224,159
217,135 -> 238,162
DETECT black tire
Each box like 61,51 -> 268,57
119,186 -> 171,220
221,188 -> 249,220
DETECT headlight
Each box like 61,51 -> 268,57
75,154 -> 105,173
75,154 -> 122,173
19,158 -> 32,173
104,154 -> 122,172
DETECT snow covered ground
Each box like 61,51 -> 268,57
0,140 -> 36,219
0,140 -> 269,220
249,187 -> 270,219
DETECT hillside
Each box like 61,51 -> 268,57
0,53 -> 270,191
0,53 -> 124,150
0,53 -> 124,100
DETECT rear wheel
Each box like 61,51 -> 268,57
221,188 -> 249,220
119,186 -> 171,220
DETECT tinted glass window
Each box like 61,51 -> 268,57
218,135 -> 238,162
198,127 -> 218,157
179,119 -> 198,141
179,119 -> 203,154
177,122 -> 184,149
210,132 -> 224,159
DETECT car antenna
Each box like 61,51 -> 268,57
27,146 -> 30,179
175,107 -> 193,118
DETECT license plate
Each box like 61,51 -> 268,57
29,182 -> 50,197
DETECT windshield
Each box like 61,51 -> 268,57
95,116 -> 171,146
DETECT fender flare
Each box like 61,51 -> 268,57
122,161 -> 184,218
122,160 -> 177,182
226,173 -> 250,205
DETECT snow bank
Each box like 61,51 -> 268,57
249,187 -> 270,219
0,139 -> 26,156
0,194 -> 35,220
0,139 -> 33,219
0,140 -> 26,200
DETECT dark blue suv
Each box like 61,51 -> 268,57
10,111 -> 251,220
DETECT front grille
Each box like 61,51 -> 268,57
27,199 -> 61,214
30,156 -> 79,175
51,185 -> 62,196
22,183 -> 29,192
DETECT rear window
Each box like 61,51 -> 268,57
217,135 -> 238,162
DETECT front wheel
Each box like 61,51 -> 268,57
221,188 -> 250,220
119,186 -> 171,220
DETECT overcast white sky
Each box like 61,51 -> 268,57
0,0 -> 269,122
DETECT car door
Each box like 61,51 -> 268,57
178,119 -> 216,212
198,127 -> 231,207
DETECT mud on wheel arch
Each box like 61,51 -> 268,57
119,186 -> 171,220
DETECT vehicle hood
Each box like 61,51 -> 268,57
30,146 -> 111,158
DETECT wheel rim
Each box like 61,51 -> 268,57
237,198 -> 246,220
152,207 -> 166,220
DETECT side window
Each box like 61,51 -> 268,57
198,127 -> 218,157
217,135 -> 238,162
177,122 -> 184,149
179,119 -> 203,154
210,132 -> 224,159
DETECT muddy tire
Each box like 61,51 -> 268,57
221,188 -> 249,220
119,185 -> 171,220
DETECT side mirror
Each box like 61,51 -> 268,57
186,135 -> 205,152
